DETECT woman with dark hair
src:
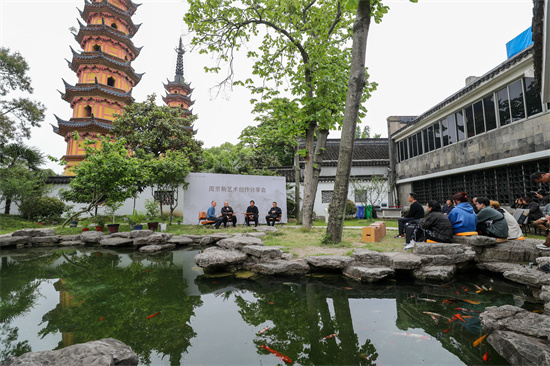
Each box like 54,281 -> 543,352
447,192 -> 477,234
490,200 -> 522,240
442,199 -> 454,215
475,197 -> 508,241
522,196 -> 543,224
414,200 -> 453,244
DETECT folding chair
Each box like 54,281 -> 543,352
197,211 -> 216,227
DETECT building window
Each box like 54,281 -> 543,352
496,86 -> 511,126
455,111 -> 465,142
154,190 -> 174,205
403,139 -> 409,160
465,105 -> 475,138
107,76 -> 115,87
508,79 -> 525,122
111,23 -> 118,29
321,191 -> 333,203
433,122 -> 442,149
408,136 -> 414,158
427,125 -> 435,151
93,44 -> 101,52
524,77 -> 543,117
483,94 -> 497,131
415,131 -> 423,155
83,105 -> 92,117
411,134 -> 418,157
473,100 -> 485,135
422,128 -> 430,153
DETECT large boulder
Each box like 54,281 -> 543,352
343,266 -> 394,282
244,232 -> 267,238
99,237 -> 134,247
194,247 -> 248,269
305,255 -> 353,270
0,338 -> 138,366
414,243 -> 465,255
503,268 -> 550,287
81,231 -> 106,244
168,236 -> 195,245
217,236 -> 263,250
110,232 -> 130,238
254,226 -> 278,232
0,236 -> 29,247
11,228 -> 56,237
476,262 -> 526,273
352,249 -> 391,266
413,265 -> 456,281
476,240 -> 541,263
487,330 -> 550,365
385,252 -> 422,270
452,235 -> 500,247
242,245 -> 282,261
129,230 -> 153,238
30,235 -> 61,244
480,305 -> 550,339
139,244 -> 176,253
251,260 -> 309,275
147,233 -> 172,244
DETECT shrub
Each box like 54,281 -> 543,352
345,199 -> 358,217
19,196 -> 65,221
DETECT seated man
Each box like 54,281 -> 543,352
206,201 -> 225,229
245,200 -> 259,227
221,201 -> 237,228
475,197 -> 508,242
395,193 -> 424,238
266,201 -> 282,226
533,203 -> 550,234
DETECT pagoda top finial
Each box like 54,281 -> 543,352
174,37 -> 185,82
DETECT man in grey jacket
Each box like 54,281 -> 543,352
475,197 -> 508,242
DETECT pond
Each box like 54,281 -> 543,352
0,247 -> 541,365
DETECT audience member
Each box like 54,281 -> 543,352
522,196 -> 543,223
442,199 -> 454,216
531,171 -> 550,185
245,200 -> 259,227
206,201 -> 225,229
266,202 -> 282,226
413,200 -> 453,245
490,200 -> 522,240
447,192 -> 477,234
221,201 -> 237,228
475,197 -> 508,241
395,193 -> 424,238
511,197 -> 525,209
532,202 -> 550,234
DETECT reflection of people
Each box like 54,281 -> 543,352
266,202 -> 282,226
207,201 -> 225,229
221,201 -> 237,227
447,192 -> 477,234
245,200 -> 259,227
395,193 -> 424,238
475,197 -> 508,241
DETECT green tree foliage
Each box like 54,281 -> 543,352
201,142 -> 275,175
18,196 -> 65,221
355,125 -> 381,139
0,48 -> 46,146
110,94 -> 203,171
185,0 -> 371,228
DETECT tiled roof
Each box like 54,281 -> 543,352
299,138 -> 389,165
80,0 -> 140,36
60,79 -> 134,104
391,45 -> 534,137
45,175 -> 74,184
52,115 -> 113,136
75,20 -> 142,57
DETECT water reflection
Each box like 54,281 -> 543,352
1,248 -> 539,365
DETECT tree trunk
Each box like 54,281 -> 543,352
301,123 -> 317,228
294,143 -> 301,224
4,197 -> 11,214
326,0 -> 371,243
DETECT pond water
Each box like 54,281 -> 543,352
0,247 -> 541,365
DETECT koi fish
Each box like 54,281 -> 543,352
461,299 -> 481,305
392,332 -> 430,340
453,314 -> 466,323
482,285 -> 488,291
436,332 -> 442,340
476,289 -> 485,294
473,334 -> 487,347
442,328 -> 452,333
320,333 -> 338,341
417,297 -> 437,302
474,284 -> 483,291
456,291 -> 460,295
98,316 -> 106,322
423,311 -> 450,321
407,294 -> 416,299
429,315 -> 439,325
462,315 -> 474,318
449,336 -> 463,353
146,312 -> 160,319
443,298 -> 461,304
259,344 -> 292,364
258,326 -> 270,335
483,351 -> 489,361
462,286 -> 468,292
343,287 -> 353,290
455,307 -> 481,313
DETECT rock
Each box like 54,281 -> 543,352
0,236 -> 29,247
487,330 -> 550,366
30,235 -> 61,244
281,253 -> 293,260
254,226 -> 278,232
503,269 -> 550,287
414,243 -> 465,255
59,235 -> 82,241
129,230 -> 153,238
58,240 -> 85,246
452,235 -> 499,247
81,231 -> 106,244
476,262 -> 526,273
217,236 -> 264,250
352,249 -> 391,266
540,286 -> 550,302
110,232 -> 130,238
182,235 -> 202,243
147,233 -> 172,245
242,245 -> 282,260
251,260 -> 309,275
343,266 -> 394,282
11,228 -> 56,237
99,237 -> 134,247
133,237 -> 150,247
0,337 -> 138,366
200,236 -> 213,245
413,265 -> 456,281
537,257 -> 550,266
420,251 -> 475,266
168,236 -> 194,245
476,240 -> 541,263
195,247 -> 248,269
305,255 -> 353,270
480,305 -> 550,339
244,232 -> 266,238
385,252 -> 422,270
139,244 -> 176,253
206,233 -> 230,242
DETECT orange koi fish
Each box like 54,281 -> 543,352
483,351 -> 489,361
343,287 -> 353,290
462,286 -> 468,292
320,333 -> 338,341
454,314 -> 466,323
146,312 -> 160,319
462,315 -> 474,319
258,326 -> 270,335
98,316 -> 106,322
442,328 -> 452,333
429,315 -> 439,325
473,334 -> 487,347
461,299 -> 481,305
259,344 -> 293,364
417,297 -> 436,302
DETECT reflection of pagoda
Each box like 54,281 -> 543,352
163,38 -> 194,115
53,0 -> 143,175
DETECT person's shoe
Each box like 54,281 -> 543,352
536,244 -> 550,250
496,238 -> 507,243
404,243 -> 415,250
394,234 -> 404,238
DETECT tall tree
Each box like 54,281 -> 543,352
326,0 -> 416,243
185,0 -> 362,228
111,94 -> 203,171
0,48 -> 45,146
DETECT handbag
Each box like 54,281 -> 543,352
517,213 -> 528,225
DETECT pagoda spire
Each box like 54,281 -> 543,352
174,37 -> 185,83
163,38 -> 194,116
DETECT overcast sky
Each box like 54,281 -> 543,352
0,0 -> 534,174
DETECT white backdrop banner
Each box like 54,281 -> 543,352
182,173 -> 287,225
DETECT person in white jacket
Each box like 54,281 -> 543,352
490,200 -> 523,240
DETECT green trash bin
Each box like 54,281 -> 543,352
365,205 -> 373,219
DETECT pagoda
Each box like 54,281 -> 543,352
163,38 -> 194,115
53,0 -> 143,175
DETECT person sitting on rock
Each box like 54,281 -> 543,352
415,200 -> 453,244
490,200 -> 523,240
474,197 -> 508,242
447,192 -> 477,234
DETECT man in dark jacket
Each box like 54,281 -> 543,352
475,197 -> 508,242
245,200 -> 259,227
395,193 -> 424,238
419,201 -> 453,242
266,202 -> 282,226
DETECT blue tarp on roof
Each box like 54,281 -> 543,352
506,27 -> 533,59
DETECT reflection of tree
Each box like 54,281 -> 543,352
234,281 -> 378,365
36,251 -> 202,366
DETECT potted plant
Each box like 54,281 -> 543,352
105,202 -> 123,233
128,210 -> 146,230
80,217 -> 92,231
93,215 -> 107,231
144,198 -> 160,231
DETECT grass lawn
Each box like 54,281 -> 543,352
312,218 -> 398,227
